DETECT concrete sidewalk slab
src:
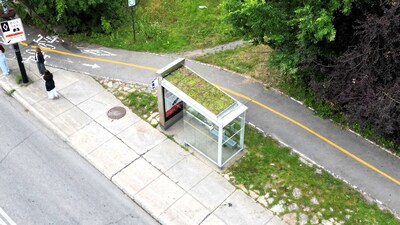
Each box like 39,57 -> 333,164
112,158 -> 162,197
34,96 -> 74,120
144,139 -> 189,172
200,214 -> 226,225
159,193 -> 210,225
52,69 -> 82,90
59,75 -> 104,105
95,110 -> 140,135
135,175 -> 185,218
189,172 -> 235,211
51,106 -> 92,137
118,120 -> 167,155
87,137 -> 139,179
77,90 -> 123,119
165,155 -> 212,192
214,190 -> 274,225
68,121 -> 113,156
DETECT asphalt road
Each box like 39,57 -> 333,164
0,91 -> 158,224
7,25 -> 400,217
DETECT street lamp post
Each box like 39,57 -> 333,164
1,0 -> 28,83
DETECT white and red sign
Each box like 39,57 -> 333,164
1,18 -> 26,44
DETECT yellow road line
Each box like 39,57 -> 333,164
216,85 -> 400,186
21,43 -> 158,71
21,41 -> 399,186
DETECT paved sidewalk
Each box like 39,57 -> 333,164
0,62 -> 286,225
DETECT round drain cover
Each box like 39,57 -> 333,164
107,106 -> 126,120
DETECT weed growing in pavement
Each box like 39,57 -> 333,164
227,125 -> 400,225
4,89 -> 15,96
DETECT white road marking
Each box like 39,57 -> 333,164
0,207 -> 16,225
82,63 -> 100,69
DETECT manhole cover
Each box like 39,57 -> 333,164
107,106 -> 126,120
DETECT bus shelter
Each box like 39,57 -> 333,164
156,58 -> 247,168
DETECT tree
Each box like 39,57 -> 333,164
221,0 -> 355,75
314,1 -> 400,147
14,0 -> 128,33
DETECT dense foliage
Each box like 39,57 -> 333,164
222,0 -> 354,74
315,2 -> 400,146
223,0 -> 399,150
14,0 -> 128,33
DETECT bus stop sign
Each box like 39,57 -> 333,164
1,18 -> 26,44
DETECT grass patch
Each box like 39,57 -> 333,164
68,0 -> 237,52
196,43 -> 279,86
228,125 -> 399,224
124,91 -> 158,120
166,67 -> 235,115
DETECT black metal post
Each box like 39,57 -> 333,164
1,0 -> 28,83
131,6 -> 135,41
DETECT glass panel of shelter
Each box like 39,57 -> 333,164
183,105 -> 219,164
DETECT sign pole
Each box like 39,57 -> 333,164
128,0 -> 136,41
131,6 -> 135,41
1,1 -> 28,83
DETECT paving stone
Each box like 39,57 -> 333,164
189,172 -> 235,211
117,120 -> 166,155
159,194 -> 210,225
136,175 -> 185,217
87,137 -> 139,179
144,139 -> 188,172
112,158 -> 161,198
165,155 -> 212,191
214,190 -> 273,225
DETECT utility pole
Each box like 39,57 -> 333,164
1,0 -> 28,83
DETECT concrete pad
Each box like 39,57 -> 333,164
87,137 -> 139,179
95,109 -> 141,135
200,214 -> 226,225
143,139 -> 188,172
33,97 -> 74,120
214,190 -> 273,225
189,172 -> 235,211
135,175 -> 185,217
51,107 -> 93,137
52,70 -> 82,90
265,216 -> 287,225
15,80 -> 47,104
68,121 -> 113,156
59,76 -> 104,105
159,194 -> 210,225
117,120 -> 166,155
78,90 -> 123,119
165,155 -> 212,191
112,158 -> 161,197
